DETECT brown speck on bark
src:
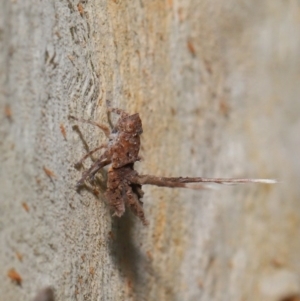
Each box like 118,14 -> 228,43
146,250 -> 153,260
219,98 -> 230,116
4,104 -> 12,120
22,202 -> 29,212
92,188 -> 100,197
59,124 -> 67,140
77,3 -> 84,16
204,59 -> 212,74
15,252 -> 23,261
108,231 -> 115,240
167,0 -> 173,8
43,167 -> 56,179
198,279 -> 204,288
7,268 -> 22,285
187,39 -> 196,57
271,257 -> 285,268
177,7 -> 185,22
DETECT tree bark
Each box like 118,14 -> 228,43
1,1 -> 300,301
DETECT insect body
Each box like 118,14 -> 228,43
70,108 -> 142,185
70,107 -> 276,225
108,111 -> 142,168
70,108 -> 147,224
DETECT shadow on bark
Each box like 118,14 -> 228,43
108,210 -> 177,300
109,211 -> 147,294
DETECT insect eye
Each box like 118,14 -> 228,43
126,122 -> 134,132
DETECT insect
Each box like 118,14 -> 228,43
70,106 -> 276,225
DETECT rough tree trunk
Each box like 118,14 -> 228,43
1,1 -> 300,301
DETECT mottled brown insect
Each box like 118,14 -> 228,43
70,107 -> 276,225
70,107 -> 141,180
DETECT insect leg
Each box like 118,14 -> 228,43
106,99 -> 128,117
125,185 -> 148,225
69,115 -> 110,137
76,155 -> 111,187
74,143 -> 108,168
105,186 -> 126,218
107,107 -> 129,118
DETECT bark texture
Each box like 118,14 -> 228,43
1,1 -> 300,301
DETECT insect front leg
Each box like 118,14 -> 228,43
107,107 -> 129,118
106,99 -> 129,117
74,143 -> 108,168
69,115 -> 110,137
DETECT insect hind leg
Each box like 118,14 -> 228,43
125,185 -> 148,226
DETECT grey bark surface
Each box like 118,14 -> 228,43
1,1 -> 300,301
